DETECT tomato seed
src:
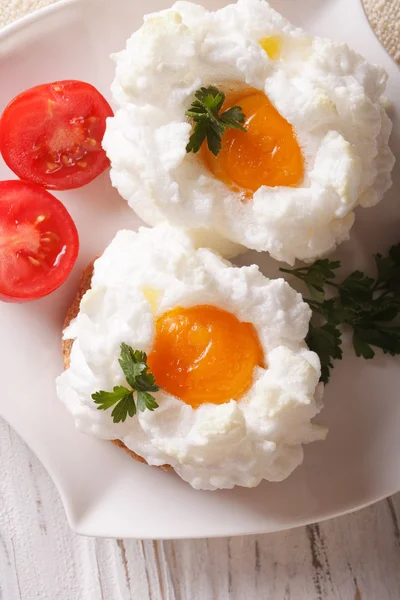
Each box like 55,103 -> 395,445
28,256 -> 41,266
47,100 -> 56,115
42,231 -> 60,242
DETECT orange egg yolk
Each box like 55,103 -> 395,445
201,88 -> 304,193
147,305 -> 264,409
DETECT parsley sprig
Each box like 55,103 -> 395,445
281,244 -> 400,384
185,86 -> 246,156
92,343 -> 159,423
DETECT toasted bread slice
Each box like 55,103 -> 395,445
62,260 -> 168,470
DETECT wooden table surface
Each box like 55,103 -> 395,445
1,417 -> 400,600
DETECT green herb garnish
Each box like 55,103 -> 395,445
281,244 -> 400,384
185,86 -> 246,156
92,343 -> 159,423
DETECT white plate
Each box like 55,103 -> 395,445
0,0 -> 399,539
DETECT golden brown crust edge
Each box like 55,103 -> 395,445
62,260 -> 95,370
62,260 -> 168,470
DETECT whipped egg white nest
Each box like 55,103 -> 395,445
56,224 -> 326,491
103,0 -> 394,265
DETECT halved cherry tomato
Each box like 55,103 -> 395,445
0,80 -> 113,190
0,181 -> 79,302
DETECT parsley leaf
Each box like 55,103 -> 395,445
306,323 -> 343,384
92,344 -> 159,423
185,86 -> 246,156
281,259 -> 340,302
353,326 -> 400,358
92,386 -> 132,411
219,105 -> 246,130
281,244 -> 400,383
340,271 -> 374,305
111,392 -> 136,424
137,390 -> 159,412
118,344 -> 148,388
185,118 -> 209,154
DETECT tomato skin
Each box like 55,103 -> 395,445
0,80 -> 113,190
0,180 -> 79,302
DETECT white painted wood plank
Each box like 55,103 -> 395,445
116,539 -> 154,599
94,539 -> 132,600
0,421 -> 109,600
163,538 -> 221,599
316,500 -> 400,600
2,415 -> 400,600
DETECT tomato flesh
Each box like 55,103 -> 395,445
0,181 -> 79,302
0,81 -> 113,190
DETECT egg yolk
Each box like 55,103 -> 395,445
259,36 -> 282,60
201,88 -> 304,193
147,305 -> 264,408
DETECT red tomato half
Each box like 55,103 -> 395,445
0,181 -> 79,302
0,80 -> 113,190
